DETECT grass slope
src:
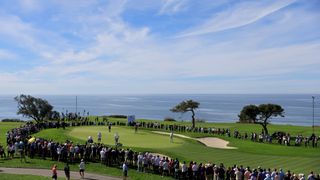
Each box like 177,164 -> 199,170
1,121 -> 320,179
0,122 -> 24,145
64,126 -> 320,174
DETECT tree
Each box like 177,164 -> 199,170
238,104 -> 284,135
238,105 -> 259,123
47,110 -> 61,121
171,100 -> 200,128
15,94 -> 53,123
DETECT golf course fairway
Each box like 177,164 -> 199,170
69,126 -> 185,149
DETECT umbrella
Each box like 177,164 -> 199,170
28,137 -> 35,143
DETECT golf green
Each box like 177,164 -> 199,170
68,126 -> 185,149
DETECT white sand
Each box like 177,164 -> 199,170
152,131 -> 237,149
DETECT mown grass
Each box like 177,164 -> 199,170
69,126 -> 185,148
0,173 -> 65,180
106,117 -> 318,136
1,120 -> 320,179
0,122 -> 24,145
39,125 -> 320,174
0,158 -> 172,180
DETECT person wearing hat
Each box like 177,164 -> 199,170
79,159 -> 85,179
279,168 -> 285,180
244,167 -> 251,180
299,173 -> 305,180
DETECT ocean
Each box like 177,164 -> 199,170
0,94 -> 319,126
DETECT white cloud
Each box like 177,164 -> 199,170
176,0 -> 296,37
18,0 -> 42,12
0,14 -> 68,58
0,0 -> 319,94
158,0 -> 187,15
0,49 -> 17,60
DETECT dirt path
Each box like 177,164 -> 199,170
0,167 -> 121,180
152,131 -> 237,149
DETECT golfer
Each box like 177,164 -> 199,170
114,132 -> 119,146
108,123 -> 112,132
170,131 -> 173,143
98,132 -> 102,142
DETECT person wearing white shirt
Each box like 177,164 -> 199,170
79,159 -> 85,179
181,161 -> 187,179
100,149 -> 105,164
162,160 -> 169,176
123,161 -> 128,180
192,162 -> 199,178
137,153 -> 143,172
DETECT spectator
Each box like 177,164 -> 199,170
123,161 -> 128,180
307,171 -> 315,180
79,159 -> 85,179
52,164 -> 58,180
64,163 -> 70,180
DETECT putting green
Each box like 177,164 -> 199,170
68,126 -> 185,149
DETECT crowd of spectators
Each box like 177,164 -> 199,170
131,121 -> 319,148
1,120 -> 319,180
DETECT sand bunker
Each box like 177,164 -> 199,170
152,131 -> 237,149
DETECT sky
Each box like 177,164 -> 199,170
0,0 -> 319,94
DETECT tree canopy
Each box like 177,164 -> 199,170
15,94 -> 54,123
170,100 -> 200,128
239,104 -> 284,135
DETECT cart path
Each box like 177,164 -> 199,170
0,167 -> 121,180
152,131 -> 237,149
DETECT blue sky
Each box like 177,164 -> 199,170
0,0 -> 319,94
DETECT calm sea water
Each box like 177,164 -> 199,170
0,94 -> 319,126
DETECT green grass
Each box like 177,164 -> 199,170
0,122 -> 24,145
0,173 -> 64,180
107,117 -> 318,136
43,125 -> 320,175
69,126 -> 185,148
65,126 -> 320,174
32,128 -> 86,144
0,158 -> 172,180
1,121 -> 320,180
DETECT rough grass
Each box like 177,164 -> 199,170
0,173 -> 65,180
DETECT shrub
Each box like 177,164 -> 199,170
108,115 -> 127,119
164,117 -> 176,122
195,119 -> 206,123
1,118 -> 24,122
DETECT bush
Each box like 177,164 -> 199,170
195,119 -> 206,123
164,117 -> 176,122
108,115 -> 127,119
1,118 -> 24,122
